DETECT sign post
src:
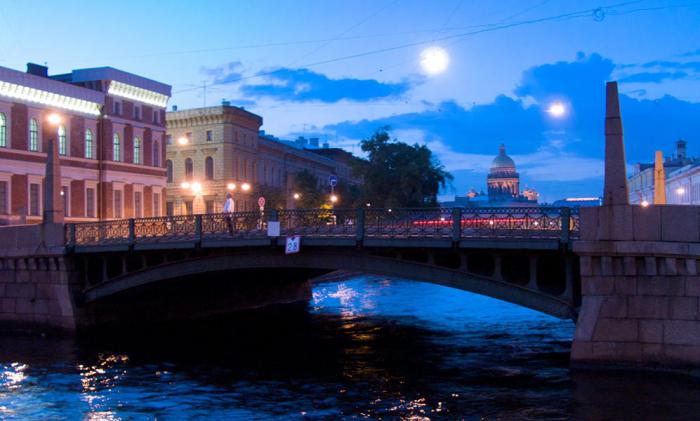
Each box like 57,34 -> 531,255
285,235 -> 301,254
257,196 -> 265,230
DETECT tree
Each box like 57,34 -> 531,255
358,127 -> 452,208
292,169 -> 325,208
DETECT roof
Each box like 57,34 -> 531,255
491,144 -> 516,171
52,67 -> 171,96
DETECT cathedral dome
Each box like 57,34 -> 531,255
490,144 -> 516,173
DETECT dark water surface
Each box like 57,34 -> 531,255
1,275 -> 699,420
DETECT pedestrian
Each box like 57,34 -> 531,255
223,193 -> 234,235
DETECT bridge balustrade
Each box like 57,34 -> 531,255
67,207 -> 579,247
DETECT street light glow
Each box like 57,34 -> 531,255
241,183 -> 251,191
420,46 -> 449,75
227,183 -> 236,190
177,136 -> 189,145
191,182 -> 202,194
47,113 -> 62,125
677,187 -> 686,195
330,194 -> 338,203
641,200 -> 650,207
180,182 -> 190,189
293,193 -> 300,200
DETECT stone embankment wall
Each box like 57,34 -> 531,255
572,205 -> 700,370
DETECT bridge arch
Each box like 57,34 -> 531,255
82,248 -> 577,320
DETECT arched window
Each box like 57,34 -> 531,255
29,119 -> 39,151
166,160 -> 173,183
133,137 -> 141,164
152,141 -> 160,167
113,133 -> 121,161
0,113 -> 6,148
58,125 -> 67,155
205,156 -> 214,180
85,129 -> 93,159
185,158 -> 193,180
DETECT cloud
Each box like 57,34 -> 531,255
680,48 -> 700,57
239,67 -> 414,103
202,61 -> 244,85
619,71 -> 689,84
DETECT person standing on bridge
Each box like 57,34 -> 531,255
223,193 -> 235,235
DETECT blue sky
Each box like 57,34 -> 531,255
1,0 -> 699,201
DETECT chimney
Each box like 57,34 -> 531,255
26,63 -> 48,77
309,137 -> 319,148
171,105 -> 178,111
222,99 -> 231,106
676,139 -> 687,160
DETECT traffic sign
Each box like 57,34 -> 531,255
328,175 -> 338,187
285,235 -> 301,254
258,196 -> 266,208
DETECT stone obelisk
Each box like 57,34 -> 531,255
43,137 -> 64,224
653,150 -> 666,204
603,82 -> 629,206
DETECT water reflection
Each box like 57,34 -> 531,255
0,276 -> 697,419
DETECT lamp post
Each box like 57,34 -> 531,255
43,113 -> 64,224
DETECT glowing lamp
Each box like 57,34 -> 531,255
641,200 -> 650,207
47,113 -> 62,125
293,193 -> 300,200
227,183 -> 236,190
191,182 -> 202,194
677,187 -> 686,195
180,182 -> 190,189
241,183 -> 251,191
177,136 -> 189,145
330,194 -> 338,203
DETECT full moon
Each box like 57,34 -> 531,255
547,102 -> 566,117
420,46 -> 449,75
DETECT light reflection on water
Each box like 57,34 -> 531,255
0,275 -> 698,420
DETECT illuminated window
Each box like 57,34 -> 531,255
29,183 -> 40,216
29,119 -> 39,151
85,129 -> 93,159
0,113 -> 6,147
113,133 -> 121,161
185,158 -> 193,180
58,125 -> 67,155
166,160 -> 173,182
205,156 -> 214,180
0,181 -> 7,213
133,137 -> 141,164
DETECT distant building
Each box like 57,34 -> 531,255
166,104 -> 360,214
441,144 -> 538,208
552,197 -> 602,208
629,139 -> 700,205
0,63 -> 170,225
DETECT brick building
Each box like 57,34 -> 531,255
0,63 -> 170,224
165,104 -> 360,214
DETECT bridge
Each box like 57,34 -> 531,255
0,81 -> 699,373
65,206 -> 580,320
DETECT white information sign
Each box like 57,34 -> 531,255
285,235 -> 301,254
267,221 -> 280,237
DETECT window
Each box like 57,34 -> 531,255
61,186 -> 69,217
29,183 -> 40,216
184,201 -> 193,215
113,101 -> 121,115
134,106 -> 141,120
85,129 -> 93,159
134,191 -> 142,218
86,188 -> 95,218
58,126 -> 67,155
113,133 -> 121,161
133,137 -> 141,164
114,190 -> 122,218
0,113 -> 6,148
205,156 -> 214,180
166,134 -> 172,145
166,160 -> 173,182
152,141 -> 160,167
0,181 -> 7,213
206,130 -> 213,141
29,119 -> 39,151
185,158 -> 193,180
153,193 -> 161,216
205,200 -> 214,214
243,159 -> 247,179
166,201 -> 173,216
186,132 -> 192,141
153,110 -> 160,124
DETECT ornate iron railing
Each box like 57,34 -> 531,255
67,207 -> 580,247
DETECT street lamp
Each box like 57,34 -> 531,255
330,194 -> 338,204
641,200 -> 650,207
191,182 -> 202,194
241,183 -> 251,192
227,183 -> 237,190
180,181 -> 190,189
677,187 -> 686,195
47,113 -> 62,126
293,193 -> 300,200
177,136 -> 189,145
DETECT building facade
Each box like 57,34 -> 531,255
629,139 -> 698,205
0,64 -> 170,225
165,104 -> 359,215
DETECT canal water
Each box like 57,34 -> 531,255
1,274 -> 699,420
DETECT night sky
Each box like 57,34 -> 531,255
1,0 -> 699,201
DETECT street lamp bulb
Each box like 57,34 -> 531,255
641,200 -> 650,207
177,136 -> 189,145
180,182 -> 190,189
293,193 -> 300,200
241,183 -> 251,191
366,203 -> 371,207
677,187 -> 686,195
330,194 -> 338,203
227,183 -> 236,190
191,182 -> 202,194
47,113 -> 62,125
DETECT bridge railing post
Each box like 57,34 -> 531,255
128,219 -> 135,247
69,224 -> 76,247
194,214 -> 202,244
452,207 -> 462,242
560,207 -> 571,244
356,208 -> 365,243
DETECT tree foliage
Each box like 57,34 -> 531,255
358,127 -> 452,208
292,169 -> 325,208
